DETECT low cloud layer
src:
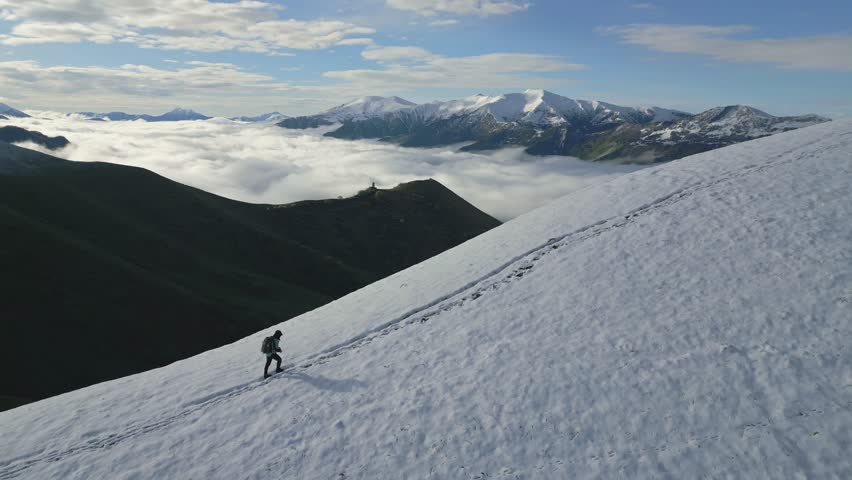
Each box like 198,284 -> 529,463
5,114 -> 644,220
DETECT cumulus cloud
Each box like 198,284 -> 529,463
0,0 -> 374,54
386,0 -> 529,17
4,115 -> 644,220
0,50 -> 583,115
600,24 -> 852,71
325,46 -> 586,90
0,59 -> 351,115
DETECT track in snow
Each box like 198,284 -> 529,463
0,138 -> 832,479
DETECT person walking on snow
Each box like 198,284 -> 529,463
262,330 -> 284,378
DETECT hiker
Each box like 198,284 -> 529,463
262,330 -> 284,378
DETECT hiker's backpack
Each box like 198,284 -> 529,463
261,336 -> 274,354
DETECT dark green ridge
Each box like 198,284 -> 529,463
0,142 -> 500,410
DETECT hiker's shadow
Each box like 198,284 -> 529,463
283,370 -> 367,393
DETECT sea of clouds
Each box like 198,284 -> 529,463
6,113 -> 646,220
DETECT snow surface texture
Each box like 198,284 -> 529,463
2,120 -> 852,479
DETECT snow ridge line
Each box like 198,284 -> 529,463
0,137 -> 828,479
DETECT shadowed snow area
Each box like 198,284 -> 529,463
1,120 -> 851,479
0,113 -> 643,220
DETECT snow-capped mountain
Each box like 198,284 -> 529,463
0,103 -> 30,118
325,96 -> 417,121
2,120 -> 851,478
76,108 -> 211,122
321,90 -> 828,163
399,89 -> 688,127
230,112 -> 289,122
640,105 -> 829,144
558,105 -> 831,163
152,108 -> 210,122
277,95 -> 416,129
75,111 -> 143,121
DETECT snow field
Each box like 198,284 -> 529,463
1,120 -> 851,479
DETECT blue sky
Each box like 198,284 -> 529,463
1,0 -> 850,117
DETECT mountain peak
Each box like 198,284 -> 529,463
154,108 -> 211,121
230,112 -> 289,122
167,107 -> 197,114
522,88 -> 559,98
321,95 -> 417,121
337,96 -> 416,108
0,102 -> 31,118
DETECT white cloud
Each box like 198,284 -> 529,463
0,60 -> 301,111
325,46 -> 585,90
429,19 -> 460,27
601,24 -> 852,71
361,46 -> 436,62
4,115 -> 643,220
630,3 -> 656,9
0,0 -> 374,54
336,38 -> 376,46
0,50 -> 583,115
0,59 -> 385,115
387,0 -> 529,17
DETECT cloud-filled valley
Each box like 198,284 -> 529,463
5,114 -> 645,220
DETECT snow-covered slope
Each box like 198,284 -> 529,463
641,105 -> 830,144
361,89 -> 686,127
2,120 -> 852,479
277,96 -> 417,129
229,112 -> 289,122
323,95 -> 416,122
327,93 -> 827,162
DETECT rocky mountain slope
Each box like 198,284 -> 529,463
312,90 -> 827,163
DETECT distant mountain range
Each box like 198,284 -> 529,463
0,141 -> 500,409
280,91 -> 829,163
230,112 -> 289,122
74,109 -> 290,123
76,108 -> 212,122
0,103 -> 30,118
0,126 -> 69,150
278,96 -> 416,129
